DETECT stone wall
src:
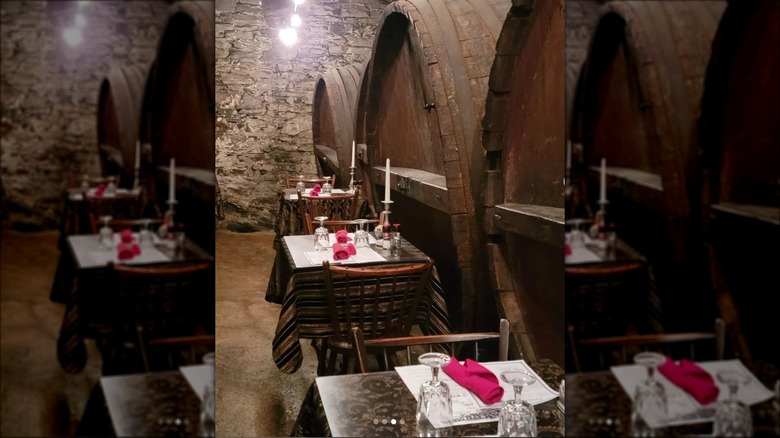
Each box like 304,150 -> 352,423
215,0 -> 391,232
1,1 -> 170,229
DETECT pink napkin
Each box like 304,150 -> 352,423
332,243 -> 349,260
116,243 -> 140,260
658,357 -> 719,404
94,184 -> 105,197
120,229 -> 134,244
335,230 -> 352,244
442,358 -> 504,404
309,188 -> 320,196
312,184 -> 321,191
565,243 -> 572,256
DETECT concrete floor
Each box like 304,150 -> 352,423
0,229 -> 317,437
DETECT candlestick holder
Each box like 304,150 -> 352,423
348,166 -> 356,193
133,168 -> 141,193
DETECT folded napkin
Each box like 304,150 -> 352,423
565,243 -> 572,256
335,230 -> 352,244
442,358 -> 504,404
332,243 -> 349,260
120,229 -> 135,244
658,357 -> 719,404
117,242 -> 141,260
94,184 -> 106,197
312,184 -> 321,191
309,188 -> 320,196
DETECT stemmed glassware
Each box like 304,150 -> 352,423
200,352 -> 216,437
98,215 -> 114,250
497,370 -> 538,437
80,174 -> 90,192
295,175 -> 306,193
713,370 -> 752,437
321,176 -> 332,196
314,216 -> 329,251
105,175 -> 117,196
139,218 -> 154,247
353,219 -> 370,248
566,218 -> 586,248
416,352 -> 453,436
631,352 -> 668,437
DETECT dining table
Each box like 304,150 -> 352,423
291,358 -> 565,437
565,360 -> 779,436
101,366 -> 210,437
55,232 -> 214,374
270,233 -> 451,374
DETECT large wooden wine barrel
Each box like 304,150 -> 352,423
697,0 -> 779,375
97,64 -> 148,187
359,0 -> 512,332
570,1 -> 726,330
140,0 -> 215,254
312,62 -> 365,187
480,0 -> 565,366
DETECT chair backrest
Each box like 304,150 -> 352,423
323,258 -> 433,347
297,190 -> 360,234
135,327 -> 215,373
565,261 -> 649,339
106,262 -> 214,360
350,319 -> 510,373
86,193 -> 144,234
285,175 -> 333,189
567,318 -> 726,372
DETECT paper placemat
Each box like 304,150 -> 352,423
395,359 -> 558,428
304,246 -> 387,265
611,359 -> 773,428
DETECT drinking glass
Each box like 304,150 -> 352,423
354,219 -> 370,248
631,352 -> 668,437
80,174 -> 90,192
98,215 -> 114,250
314,216 -> 329,251
321,176 -> 332,196
713,370 -> 752,437
295,175 -> 306,193
566,218 -> 586,247
416,352 -> 453,436
498,370 -> 538,437
138,218 -> 154,247
105,175 -> 117,196
200,352 -> 216,437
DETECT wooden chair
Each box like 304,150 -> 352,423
98,261 -> 214,375
567,318 -> 726,372
565,261 -> 649,340
285,175 -> 333,189
135,326 -> 215,373
297,189 -> 360,234
85,193 -> 145,234
350,319 -> 511,374
320,258 -> 433,375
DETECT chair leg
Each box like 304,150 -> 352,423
327,350 -> 338,376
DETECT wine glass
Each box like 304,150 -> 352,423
98,215 -> 114,250
498,370 -> 538,437
631,352 -> 668,437
713,370 -> 752,437
321,176 -> 332,196
105,175 -> 117,196
416,352 -> 453,436
566,218 -> 586,248
80,174 -> 90,192
138,218 -> 154,247
200,352 -> 216,438
354,219 -> 370,248
295,175 -> 306,193
314,216 -> 329,251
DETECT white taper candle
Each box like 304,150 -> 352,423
351,140 -> 356,167
135,141 -> 141,170
599,157 -> 607,202
384,158 -> 391,202
169,158 -> 176,203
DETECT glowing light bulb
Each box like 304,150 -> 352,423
290,13 -> 302,27
63,27 -> 82,47
279,27 -> 298,46
75,13 -> 86,28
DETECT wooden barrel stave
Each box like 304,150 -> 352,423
362,0 -> 512,331
698,0 -> 780,373
312,63 -> 363,186
140,0 -> 215,254
481,0 -> 565,365
97,64 -> 149,186
571,1 -> 726,331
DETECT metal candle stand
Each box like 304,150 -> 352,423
379,200 -> 394,249
348,166 -> 356,193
